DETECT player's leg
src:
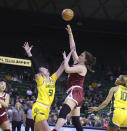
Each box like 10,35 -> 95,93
32,103 -> 50,131
71,87 -> 84,131
107,126 -> 117,131
71,107 -> 83,131
108,109 -> 120,131
34,113 -> 50,131
1,120 -> 10,131
53,98 -> 76,131
34,119 -> 49,131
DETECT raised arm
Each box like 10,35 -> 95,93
63,49 -> 86,74
66,25 -> 79,62
55,62 -> 64,79
22,42 -> 41,80
55,49 -> 74,78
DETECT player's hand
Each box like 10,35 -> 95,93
67,48 -> 75,59
65,25 -> 72,35
63,49 -> 75,62
88,107 -> 98,112
63,51 -> 67,60
22,42 -> 33,53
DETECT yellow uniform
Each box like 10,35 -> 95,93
110,85 -> 127,129
32,73 -> 57,123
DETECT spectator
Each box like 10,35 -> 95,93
12,102 -> 24,131
26,88 -> 33,99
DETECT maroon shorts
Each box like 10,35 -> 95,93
0,114 -> 8,125
67,87 -> 84,107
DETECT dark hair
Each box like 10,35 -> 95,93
85,51 -> 96,72
39,64 -> 49,70
40,64 -> 49,70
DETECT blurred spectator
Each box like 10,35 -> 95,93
26,88 -> 33,99
95,119 -> 103,127
84,118 -> 91,127
12,102 -> 24,131
103,119 -> 108,128
51,114 -> 58,125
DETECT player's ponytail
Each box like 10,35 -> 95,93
85,51 -> 96,72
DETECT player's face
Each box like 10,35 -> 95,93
0,81 -> 6,92
39,67 -> 50,76
78,52 -> 86,63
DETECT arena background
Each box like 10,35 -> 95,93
0,0 -> 127,131
0,0 -> 127,61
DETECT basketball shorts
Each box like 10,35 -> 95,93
66,86 -> 84,107
32,102 -> 50,123
109,108 -> 127,129
0,113 -> 8,125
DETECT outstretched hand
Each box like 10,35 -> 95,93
65,24 -> 72,35
63,48 -> 75,62
22,42 -> 33,54
22,42 -> 33,57
63,51 -> 67,60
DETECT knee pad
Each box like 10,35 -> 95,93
59,104 -> 71,119
72,116 -> 83,131
4,130 -> 10,131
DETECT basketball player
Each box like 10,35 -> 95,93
52,25 -> 96,131
23,42 -> 73,131
0,80 -> 10,131
89,75 -> 127,131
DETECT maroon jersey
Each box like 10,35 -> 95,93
67,73 -> 85,89
0,93 -> 6,116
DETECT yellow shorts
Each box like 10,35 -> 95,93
32,102 -> 50,123
109,108 -> 127,129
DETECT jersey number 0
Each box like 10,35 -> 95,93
121,91 -> 127,101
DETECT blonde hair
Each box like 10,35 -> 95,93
15,102 -> 22,109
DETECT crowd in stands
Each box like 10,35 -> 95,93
0,63 -> 126,130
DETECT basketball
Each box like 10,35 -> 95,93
61,9 -> 74,21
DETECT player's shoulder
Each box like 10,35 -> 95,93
50,73 -> 56,78
50,73 -> 57,81
112,86 -> 119,92
35,73 -> 43,80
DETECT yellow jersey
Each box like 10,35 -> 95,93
36,73 -> 57,107
111,85 -> 127,110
